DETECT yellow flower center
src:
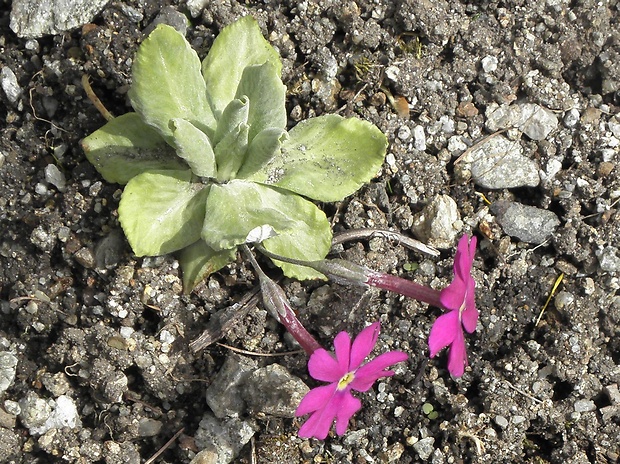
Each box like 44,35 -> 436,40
338,372 -> 355,390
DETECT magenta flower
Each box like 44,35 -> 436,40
428,234 -> 478,377
295,322 -> 408,439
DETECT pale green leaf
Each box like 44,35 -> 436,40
170,118 -> 216,178
246,115 -> 388,202
262,221 -> 331,281
119,170 -> 209,256
128,24 -> 215,143
202,16 -> 281,119
81,112 -> 185,185
214,123 -> 249,181
234,63 -> 286,140
237,127 -> 286,179
213,96 -> 249,146
178,240 -> 237,293
201,181 -> 331,280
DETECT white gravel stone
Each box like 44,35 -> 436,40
44,164 -> 66,192
0,353 -> 18,394
413,125 -> 426,150
397,125 -> 411,141
0,66 -> 22,105
413,437 -> 435,460
481,55 -> 498,73
412,195 -> 461,249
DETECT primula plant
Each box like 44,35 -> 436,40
81,16 -> 387,291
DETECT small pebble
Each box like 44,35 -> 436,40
494,415 -> 509,428
574,399 -> 596,413
44,164 -> 66,192
413,125 -> 426,150
0,67 -> 22,105
481,55 -> 498,73
397,125 -> 411,141
413,437 -> 435,460
563,108 -> 580,127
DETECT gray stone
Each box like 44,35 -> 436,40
0,352 -> 18,394
411,195 -> 461,249
486,103 -> 558,140
240,364 -> 309,418
463,135 -> 540,189
413,437 -> 435,460
0,67 -> 22,105
94,229 -> 126,270
494,415 -> 509,428
138,418 -> 162,437
44,164 -> 66,192
118,4 -> 143,23
40,372 -> 71,397
491,201 -> 560,244
194,413 -> 256,464
18,392 -> 53,431
596,247 -> 620,273
10,0 -> 109,38
573,399 -> 596,413
144,6 -> 189,36
206,354 -> 258,418
186,0 -> 209,18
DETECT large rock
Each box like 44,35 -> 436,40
491,201 -> 560,244
10,0 -> 109,38
485,103 -> 559,141
459,135 -> 540,189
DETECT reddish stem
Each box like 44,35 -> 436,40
365,271 -> 443,308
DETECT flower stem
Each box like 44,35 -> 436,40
242,246 -> 322,355
364,271 -> 443,308
256,244 -> 444,308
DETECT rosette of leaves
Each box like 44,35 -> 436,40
81,16 -> 387,292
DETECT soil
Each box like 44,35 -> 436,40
1,0 -> 619,463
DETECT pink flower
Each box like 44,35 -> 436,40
428,234 -> 478,377
295,322 -> 408,439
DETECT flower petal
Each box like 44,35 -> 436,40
461,307 -> 478,334
468,235 -> 477,262
454,234 -> 476,280
439,277 -> 466,311
298,410 -> 333,439
333,330 -> 352,374
334,391 -> 362,436
308,349 -> 345,382
461,281 -> 478,334
348,322 -> 380,370
428,310 -> 460,357
350,351 -> 408,392
447,326 -> 468,377
465,275 -> 477,312
296,383 -> 337,416
298,405 -> 336,439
